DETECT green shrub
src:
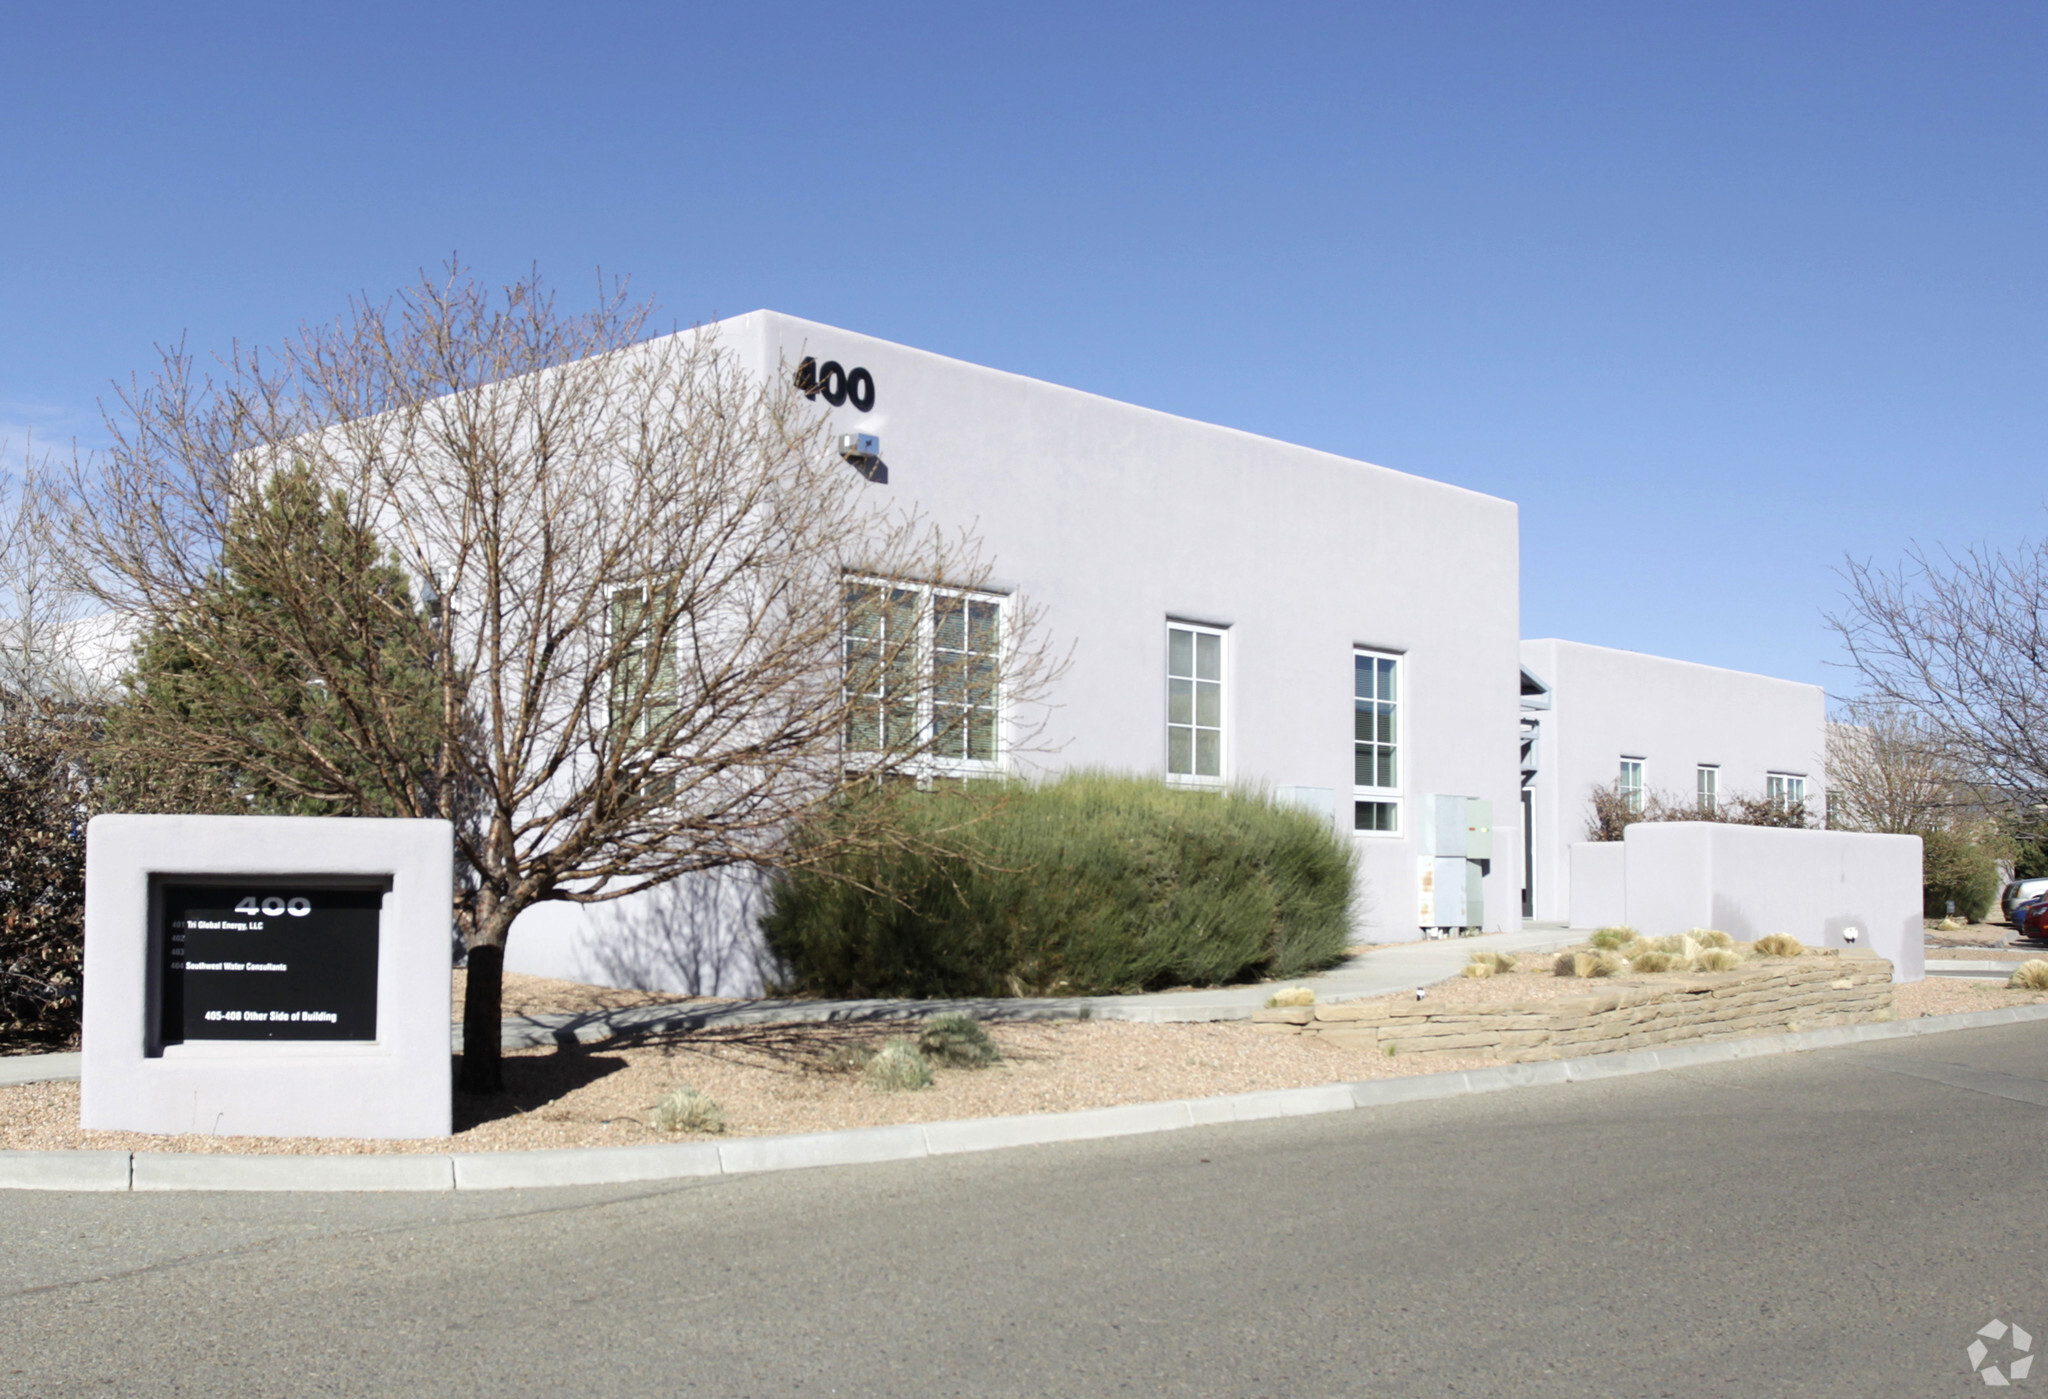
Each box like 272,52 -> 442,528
918,1013 -> 1001,1068
761,772 -> 1356,998
1921,831 -> 2000,923
863,1038 -> 934,1091
649,1085 -> 725,1134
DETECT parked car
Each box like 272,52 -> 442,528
2002,878 -> 2048,924
2016,899 -> 2048,942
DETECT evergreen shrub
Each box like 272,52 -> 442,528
1920,831 -> 2000,923
761,772 -> 1356,998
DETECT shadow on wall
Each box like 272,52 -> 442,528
577,868 -> 788,998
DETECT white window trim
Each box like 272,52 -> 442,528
1619,757 -> 1646,814
843,576 -> 1010,782
1766,771 -> 1808,809
1165,620 -> 1228,787
1352,647 -> 1402,837
1696,763 -> 1720,814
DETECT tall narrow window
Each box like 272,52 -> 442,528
1767,772 -> 1806,811
843,580 -> 1005,775
1618,758 -> 1645,813
1167,623 -> 1225,781
1353,650 -> 1400,833
932,594 -> 1000,763
843,583 -> 920,753
609,586 -> 678,739
1696,764 -> 1719,814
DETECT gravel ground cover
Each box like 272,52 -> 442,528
8,957 -> 2043,1159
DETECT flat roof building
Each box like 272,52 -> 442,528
505,314 -> 1827,993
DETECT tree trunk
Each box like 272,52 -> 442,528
458,942 -> 505,1094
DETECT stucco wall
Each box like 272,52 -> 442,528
1520,639 -> 1826,923
1565,822 -> 1921,981
507,312 -> 1526,991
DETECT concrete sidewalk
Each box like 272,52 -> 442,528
1,926 -> 1581,1083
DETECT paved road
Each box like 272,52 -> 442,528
7,1021 -> 2048,1397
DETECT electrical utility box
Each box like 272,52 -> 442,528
1415,795 -> 1492,934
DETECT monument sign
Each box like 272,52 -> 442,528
82,815 -> 453,1139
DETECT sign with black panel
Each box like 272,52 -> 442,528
155,881 -> 386,1044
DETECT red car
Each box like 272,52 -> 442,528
2019,896 -> 2048,942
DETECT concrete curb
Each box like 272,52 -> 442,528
0,1052 -> 80,1088
10,1002 -> 2048,1193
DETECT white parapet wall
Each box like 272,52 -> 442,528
1567,822 -> 1922,981
1567,843 -> 1628,931
81,815 -> 455,1139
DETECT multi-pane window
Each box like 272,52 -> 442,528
1767,772 -> 1807,810
1167,624 -> 1225,781
844,581 -> 1003,772
609,587 -> 678,739
1618,758 -> 1645,813
931,594 -> 1000,763
1696,764 -> 1719,814
1354,651 -> 1400,833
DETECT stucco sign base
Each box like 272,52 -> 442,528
80,815 -> 454,1140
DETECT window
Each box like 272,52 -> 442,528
1167,623 -> 1226,781
1353,650 -> 1400,833
608,587 -> 678,740
931,594 -> 1001,763
1696,764 -> 1719,814
1767,772 -> 1807,811
1618,758 -> 1645,813
844,581 -> 1004,774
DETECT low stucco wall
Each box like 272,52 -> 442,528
1567,824 -> 1923,982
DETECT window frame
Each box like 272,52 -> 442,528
1352,648 -> 1403,837
1618,757 -> 1646,814
1766,771 -> 1807,811
1165,621 -> 1228,787
1696,763 -> 1719,815
842,577 -> 1008,781
607,584 -> 679,743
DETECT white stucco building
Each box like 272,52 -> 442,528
505,313 -> 1836,992
1517,639 -> 1827,925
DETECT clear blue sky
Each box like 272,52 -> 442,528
4,2 -> 2042,698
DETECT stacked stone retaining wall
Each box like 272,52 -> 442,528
1253,953 -> 1895,1063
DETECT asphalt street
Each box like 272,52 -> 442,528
6,1022 -> 2048,1398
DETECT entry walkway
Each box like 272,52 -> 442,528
0,925 -> 1581,1081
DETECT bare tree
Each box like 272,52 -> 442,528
1829,535 -> 2048,837
0,436 -> 103,706
63,264 -> 1061,1090
0,437 -> 102,1046
1823,701 -> 1985,835
1583,782 -> 1809,841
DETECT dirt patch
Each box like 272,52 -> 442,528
9,961 -> 2043,1159
1894,978 -> 2048,1018
0,1018 -> 1522,1156
1926,919 -> 2022,949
